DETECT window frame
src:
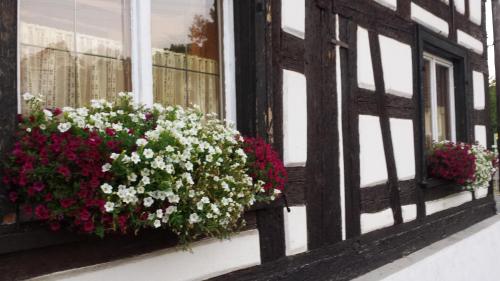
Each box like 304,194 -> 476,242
422,52 -> 456,144
16,0 -> 237,124
416,26 -> 471,185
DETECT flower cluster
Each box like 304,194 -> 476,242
3,93 -> 285,245
243,137 -> 287,200
428,141 -> 498,189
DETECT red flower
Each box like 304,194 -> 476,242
33,182 -> 45,192
79,209 -> 91,221
53,108 -> 62,116
60,198 -> 76,208
50,221 -> 61,231
35,205 -> 50,220
57,166 -> 71,178
83,220 -> 95,233
105,128 -> 116,136
8,191 -> 18,202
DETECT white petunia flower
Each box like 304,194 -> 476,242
131,152 -> 141,164
189,213 -> 200,224
110,153 -> 120,160
136,138 -> 148,146
57,122 -> 72,133
153,219 -> 161,228
143,149 -> 154,159
102,163 -> 112,172
23,92 -> 34,101
43,109 -> 53,120
100,183 -> 113,194
168,194 -> 180,204
156,209 -> 163,218
104,202 -> 115,212
143,197 -> 154,207
127,173 -> 137,182
165,206 -> 177,215
141,176 -> 151,185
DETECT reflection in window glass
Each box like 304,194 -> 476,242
151,0 -> 221,115
423,59 -> 433,149
436,64 -> 450,142
19,0 -> 132,112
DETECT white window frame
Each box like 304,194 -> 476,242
17,0 -> 237,124
423,52 -> 456,143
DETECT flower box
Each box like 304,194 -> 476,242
3,93 -> 287,247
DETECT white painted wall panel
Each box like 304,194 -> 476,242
379,35 -> 413,98
402,204 -> 417,223
455,0 -> 465,14
473,71 -> 485,110
425,191 -> 473,216
34,230 -> 261,281
474,187 -> 489,199
359,115 -> 388,187
411,3 -> 449,36
281,0 -> 305,39
457,30 -> 484,55
223,0 -> 237,124
284,206 -> 308,256
475,125 -> 487,147
373,0 -> 397,10
357,26 -> 376,91
283,70 -> 307,167
361,208 -> 394,234
390,118 -> 416,181
355,216 -> 500,281
469,0 -> 482,25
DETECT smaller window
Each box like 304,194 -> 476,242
422,53 -> 456,149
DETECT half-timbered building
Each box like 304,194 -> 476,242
0,0 -> 497,280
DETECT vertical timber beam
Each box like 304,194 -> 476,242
305,0 -> 343,249
492,0 -> 500,192
234,0 -> 285,263
0,0 -> 18,222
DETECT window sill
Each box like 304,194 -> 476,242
420,178 -> 464,190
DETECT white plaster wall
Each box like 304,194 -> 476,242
473,71 -> 486,110
354,216 -> 500,281
457,30 -> 484,55
411,3 -> 449,37
475,125 -> 487,147
361,208 -> 394,234
390,118 -> 416,181
357,26 -> 376,91
283,206 -> 308,256
474,186 -> 489,199
402,204 -> 417,223
281,0 -> 305,39
283,69 -> 307,167
379,35 -> 413,98
359,115 -> 388,188
373,0 -> 397,10
469,0 -> 482,25
336,14 -> 347,241
223,0 -> 237,124
455,0 -> 465,14
33,230 -> 261,281
425,191 -> 473,216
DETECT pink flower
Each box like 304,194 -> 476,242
35,205 -> 50,220
57,166 -> 71,178
33,182 -> 45,192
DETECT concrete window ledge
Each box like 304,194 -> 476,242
354,215 -> 500,281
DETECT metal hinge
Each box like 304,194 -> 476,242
331,38 -> 349,49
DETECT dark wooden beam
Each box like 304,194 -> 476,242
305,0 -> 343,249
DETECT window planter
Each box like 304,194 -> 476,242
3,93 -> 287,248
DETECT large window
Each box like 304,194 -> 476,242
19,0 -> 228,116
19,0 -> 132,111
422,53 -> 456,149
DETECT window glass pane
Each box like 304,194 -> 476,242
423,59 -> 433,150
436,64 -> 450,142
20,0 -> 132,112
151,0 -> 221,115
